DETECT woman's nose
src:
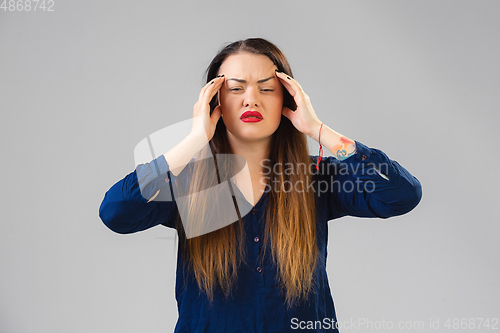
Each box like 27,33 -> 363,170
243,88 -> 259,107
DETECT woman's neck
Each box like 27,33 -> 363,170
227,134 -> 271,176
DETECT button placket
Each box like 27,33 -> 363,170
249,207 -> 265,287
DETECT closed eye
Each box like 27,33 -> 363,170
229,88 -> 274,92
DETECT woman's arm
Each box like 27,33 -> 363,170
99,75 -> 225,234
99,133 -> 207,234
313,138 -> 422,220
307,122 -> 357,161
99,154 -> 177,233
274,71 -> 421,219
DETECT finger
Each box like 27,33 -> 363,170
276,72 -> 302,100
276,73 -> 295,96
199,75 -> 224,101
198,79 -> 214,101
202,76 -> 225,105
204,76 -> 225,104
277,72 -> 302,96
282,72 -> 304,91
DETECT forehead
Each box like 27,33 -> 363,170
219,52 -> 276,77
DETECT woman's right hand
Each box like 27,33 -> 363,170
190,75 -> 225,141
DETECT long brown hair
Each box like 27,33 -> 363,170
171,38 -> 319,310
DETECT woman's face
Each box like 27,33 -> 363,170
217,52 -> 283,144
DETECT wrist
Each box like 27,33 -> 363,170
188,130 -> 210,145
307,120 -> 324,143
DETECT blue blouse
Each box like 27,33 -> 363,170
99,140 -> 422,333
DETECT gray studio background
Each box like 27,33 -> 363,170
1,0 -> 499,332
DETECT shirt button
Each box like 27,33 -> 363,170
254,236 -> 259,243
251,209 -> 257,215
361,155 -> 367,160
256,266 -> 262,273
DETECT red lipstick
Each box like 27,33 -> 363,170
240,111 -> 263,123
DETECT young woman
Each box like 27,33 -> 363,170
99,38 -> 422,333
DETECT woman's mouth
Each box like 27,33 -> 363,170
240,111 -> 263,122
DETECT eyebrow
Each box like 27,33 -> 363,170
226,76 -> 275,84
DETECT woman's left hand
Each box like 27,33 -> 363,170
276,71 -> 322,137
